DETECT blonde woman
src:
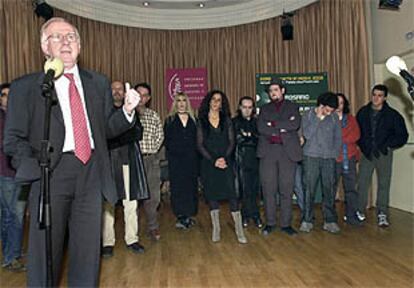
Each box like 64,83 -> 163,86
164,92 -> 199,229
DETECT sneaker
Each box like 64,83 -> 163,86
186,218 -> 196,227
253,217 -> 263,229
175,219 -> 189,230
3,259 -> 27,272
261,225 -> 276,236
148,229 -> 161,241
356,211 -> 366,222
378,213 -> 389,227
101,246 -> 114,258
242,217 -> 249,228
323,222 -> 341,234
127,242 -> 145,254
344,215 -> 363,226
281,226 -> 298,236
299,221 -> 313,233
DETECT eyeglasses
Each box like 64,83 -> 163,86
46,32 -> 79,43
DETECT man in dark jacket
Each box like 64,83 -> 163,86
257,79 -> 302,236
3,18 -> 140,286
356,84 -> 408,227
101,81 -> 149,258
233,96 -> 263,229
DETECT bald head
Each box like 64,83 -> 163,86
111,81 -> 125,107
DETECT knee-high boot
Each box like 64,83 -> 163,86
231,211 -> 248,244
210,209 -> 220,242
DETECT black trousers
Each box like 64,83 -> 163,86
240,168 -> 260,219
27,153 -> 102,287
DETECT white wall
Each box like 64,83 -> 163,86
368,0 -> 414,213
370,0 -> 414,63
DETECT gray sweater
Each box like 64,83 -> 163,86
302,109 -> 342,159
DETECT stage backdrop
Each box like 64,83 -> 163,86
255,72 -> 329,114
0,0 -> 370,119
165,67 -> 207,110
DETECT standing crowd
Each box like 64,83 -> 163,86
0,17 -> 409,287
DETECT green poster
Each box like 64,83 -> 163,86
255,72 -> 328,114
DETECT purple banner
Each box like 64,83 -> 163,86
166,67 -> 208,109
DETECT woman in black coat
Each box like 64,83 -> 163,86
164,92 -> 198,229
197,90 -> 247,244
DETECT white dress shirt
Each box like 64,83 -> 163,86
55,65 -> 134,152
54,65 -> 95,152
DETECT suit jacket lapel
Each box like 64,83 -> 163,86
36,73 -> 64,125
79,69 -> 98,139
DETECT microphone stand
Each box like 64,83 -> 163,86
39,73 -> 57,287
408,86 -> 414,102
399,70 -> 414,101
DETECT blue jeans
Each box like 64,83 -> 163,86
293,162 -> 304,212
0,176 -> 25,266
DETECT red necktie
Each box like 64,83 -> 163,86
64,73 -> 92,164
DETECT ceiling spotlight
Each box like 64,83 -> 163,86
32,0 -> 54,20
379,0 -> 403,10
199,3 -> 205,8
143,1 -> 149,7
281,11 -> 294,41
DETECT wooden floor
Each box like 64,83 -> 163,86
1,199 -> 413,287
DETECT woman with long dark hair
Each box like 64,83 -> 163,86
197,90 -> 247,244
164,92 -> 198,229
335,93 -> 361,225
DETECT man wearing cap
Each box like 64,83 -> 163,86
257,79 -> 302,236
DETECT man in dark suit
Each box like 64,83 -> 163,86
257,79 -> 302,236
3,17 -> 140,287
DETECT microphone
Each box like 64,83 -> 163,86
43,57 -> 64,87
399,69 -> 414,87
